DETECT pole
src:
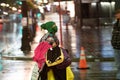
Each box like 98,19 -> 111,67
65,0 -> 68,30
21,1 -> 31,53
74,0 -> 82,57
58,0 -> 63,47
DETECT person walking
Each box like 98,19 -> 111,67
111,9 -> 120,80
32,21 -> 74,80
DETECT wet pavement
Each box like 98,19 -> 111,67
0,60 -> 34,80
72,62 -> 117,80
0,13 -> 114,59
0,61 -> 118,80
43,13 -> 114,59
0,12 -> 118,80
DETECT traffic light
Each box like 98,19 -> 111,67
37,13 -> 41,17
16,1 -> 22,5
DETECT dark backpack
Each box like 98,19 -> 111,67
111,19 -> 120,49
55,48 -> 72,69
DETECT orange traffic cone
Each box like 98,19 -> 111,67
77,47 -> 89,69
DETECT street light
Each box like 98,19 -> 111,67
0,3 -> 6,7
12,7 -> 17,11
6,4 -> 9,7
0,3 -> 6,14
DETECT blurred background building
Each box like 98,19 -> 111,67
0,0 -> 120,55
0,0 -> 120,27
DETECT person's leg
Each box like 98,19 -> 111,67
38,64 -> 49,80
114,49 -> 120,79
52,68 -> 66,80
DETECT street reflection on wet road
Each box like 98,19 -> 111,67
37,13 -> 114,59
0,60 -> 34,80
0,22 -> 22,54
62,26 -> 114,58
0,14 -> 114,59
71,62 -> 116,80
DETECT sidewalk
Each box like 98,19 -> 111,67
0,25 -> 45,80
0,60 -> 35,80
1,25 -> 45,60
1,12 -> 115,61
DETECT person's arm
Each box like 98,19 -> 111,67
39,33 -> 49,42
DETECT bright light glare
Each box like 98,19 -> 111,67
38,6 -> 44,13
3,12 -> 8,15
18,9 -> 21,12
37,0 -> 42,3
0,3 -> 6,7
12,7 -> 17,11
100,2 -> 110,6
91,3 -> 96,6
6,4 -> 9,7
44,0 -> 48,3
111,2 -> 115,5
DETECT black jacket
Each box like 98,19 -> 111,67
111,19 -> 120,49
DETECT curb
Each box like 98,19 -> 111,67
73,57 -> 115,62
2,56 -> 33,61
2,56 -> 115,62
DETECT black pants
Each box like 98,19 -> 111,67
52,68 -> 66,80
38,64 -> 49,80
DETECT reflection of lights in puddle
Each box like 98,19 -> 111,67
71,62 -> 79,71
1,72 -> 28,80
86,55 -> 94,58
1,67 -> 32,80
100,62 -> 115,71
101,50 -> 114,57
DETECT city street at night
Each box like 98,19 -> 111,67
0,0 -> 120,79
0,12 -> 118,80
